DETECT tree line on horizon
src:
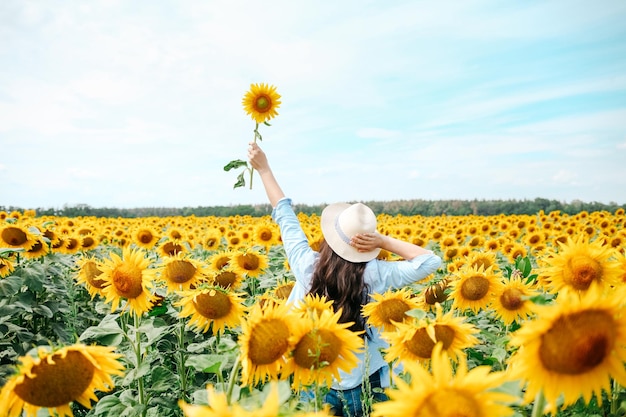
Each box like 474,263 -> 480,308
2,197 -> 625,218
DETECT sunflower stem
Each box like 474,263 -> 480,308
314,382 -> 322,412
249,122 -> 259,190
530,390 -> 546,417
134,312 -> 147,417
178,317 -> 189,402
226,355 -> 241,405
611,378 -> 621,415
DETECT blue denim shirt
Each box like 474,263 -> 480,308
272,197 -> 442,390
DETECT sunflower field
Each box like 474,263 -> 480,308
1,207 -> 625,417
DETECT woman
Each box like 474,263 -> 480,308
248,142 -> 442,416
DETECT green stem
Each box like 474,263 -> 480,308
178,317 -> 188,402
611,378 -> 620,415
249,123 -> 259,190
134,312 -> 147,417
530,390 -> 546,417
314,382 -> 322,412
226,355 -> 241,405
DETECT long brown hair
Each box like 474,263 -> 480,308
308,240 -> 369,335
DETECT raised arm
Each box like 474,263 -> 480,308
248,142 -> 285,207
350,232 -> 432,260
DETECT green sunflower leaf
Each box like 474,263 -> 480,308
224,159 -> 248,172
233,171 -> 246,189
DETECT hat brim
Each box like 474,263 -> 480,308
320,203 -> 381,263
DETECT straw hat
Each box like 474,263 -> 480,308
320,202 -> 380,263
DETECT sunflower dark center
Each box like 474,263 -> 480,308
166,260 -> 196,284
112,264 -> 144,298
424,281 -> 448,305
405,326 -> 455,359
66,238 -> 79,251
84,261 -> 106,289
470,259 -> 492,270
215,256 -> 230,270
460,275 -> 489,301
255,96 -> 271,112
500,288 -> 524,310
259,229 -> 273,241
420,389 -> 481,417
214,271 -> 237,288
27,240 -> 44,253
193,290 -> 231,319
445,248 -> 458,260
293,329 -> 341,369
275,282 -> 294,299
247,319 -> 290,365
14,350 -> 95,407
138,230 -> 154,244
1,227 -> 27,246
82,237 -> 96,248
539,310 -> 614,375
378,299 -> 410,326
162,242 -> 183,256
238,254 -> 260,271
564,255 -> 602,290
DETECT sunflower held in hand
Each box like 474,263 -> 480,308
224,83 -> 281,189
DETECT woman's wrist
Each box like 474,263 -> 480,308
378,234 -> 390,251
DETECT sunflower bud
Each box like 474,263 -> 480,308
424,278 -> 450,305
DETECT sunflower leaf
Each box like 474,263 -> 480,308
405,308 -> 426,320
0,247 -> 22,256
224,159 -> 248,172
233,171 -> 246,189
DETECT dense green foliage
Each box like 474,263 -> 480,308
3,197 -> 625,218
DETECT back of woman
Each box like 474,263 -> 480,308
248,142 -> 442,416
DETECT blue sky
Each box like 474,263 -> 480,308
1,0 -> 625,209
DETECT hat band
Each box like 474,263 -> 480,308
334,217 -> 351,244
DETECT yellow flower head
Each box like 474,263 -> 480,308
157,252 -> 208,293
176,286 -> 246,335
293,293 -> 335,319
99,247 -> 158,316
75,256 -> 107,299
381,304 -> 479,364
285,309 -> 363,388
0,344 -> 124,417
372,344 -> 517,417
539,235 -> 621,295
0,224 -> 38,251
508,284 -> 626,413
449,264 -> 504,314
0,255 -> 16,278
242,83 -> 281,124
492,274 -> 539,325
132,225 -> 161,250
362,288 -> 421,332
239,302 -> 297,385
232,249 -> 268,278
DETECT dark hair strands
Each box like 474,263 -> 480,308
308,240 -> 370,336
